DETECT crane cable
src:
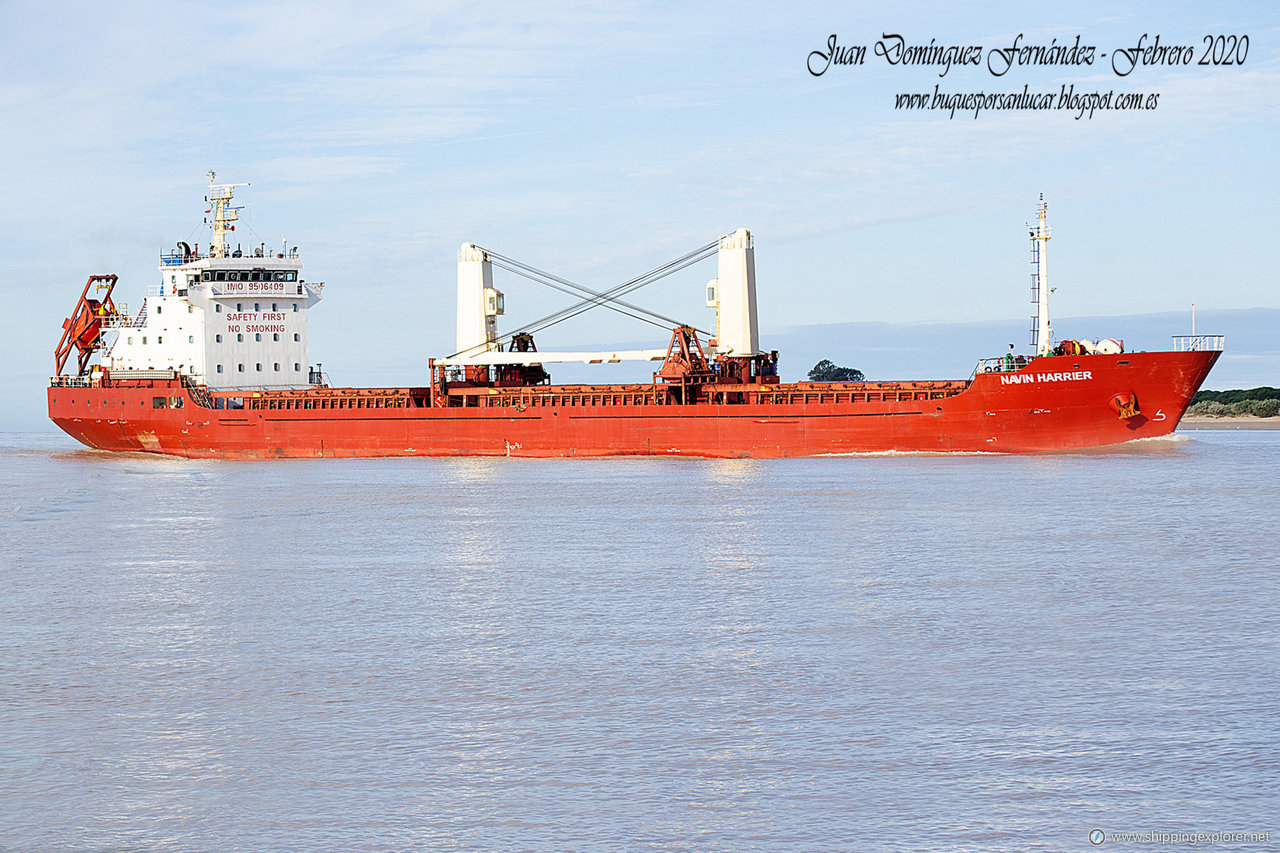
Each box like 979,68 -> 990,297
447,240 -> 718,359
489,241 -> 716,333
489,257 -> 684,331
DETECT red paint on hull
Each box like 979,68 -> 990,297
48,351 -> 1220,458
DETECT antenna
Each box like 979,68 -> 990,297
207,172 -> 250,258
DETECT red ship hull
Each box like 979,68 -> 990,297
48,350 -> 1219,458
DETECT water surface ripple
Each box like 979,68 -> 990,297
1,432 -> 1276,851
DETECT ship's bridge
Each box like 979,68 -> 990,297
100,180 -> 323,390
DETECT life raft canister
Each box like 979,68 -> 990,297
1109,392 -> 1140,419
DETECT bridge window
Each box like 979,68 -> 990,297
202,271 -> 211,281
286,272 -> 296,281
215,271 -> 226,281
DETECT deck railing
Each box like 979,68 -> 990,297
99,307 -> 136,328
1171,335 -> 1225,352
160,248 -> 298,264
974,355 -> 1035,376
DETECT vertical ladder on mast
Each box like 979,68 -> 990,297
1028,195 -> 1052,355
1029,239 -> 1040,349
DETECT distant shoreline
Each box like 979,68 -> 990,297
1178,415 -> 1280,431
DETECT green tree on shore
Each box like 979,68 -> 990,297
1187,396 -> 1280,417
807,360 -> 865,382
1192,386 -> 1280,405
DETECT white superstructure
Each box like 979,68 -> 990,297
104,177 -> 323,389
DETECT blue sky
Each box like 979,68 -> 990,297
3,1 -> 1277,429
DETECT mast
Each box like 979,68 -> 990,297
207,171 -> 249,258
1029,195 -> 1052,356
710,228 -> 760,356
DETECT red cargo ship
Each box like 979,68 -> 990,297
48,182 -> 1221,458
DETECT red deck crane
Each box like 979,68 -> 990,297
54,274 -> 119,376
